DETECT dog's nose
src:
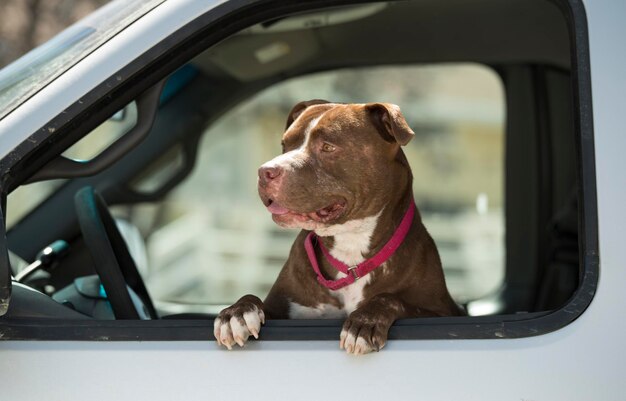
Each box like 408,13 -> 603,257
258,166 -> 282,186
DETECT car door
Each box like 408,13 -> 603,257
1,1 -> 624,400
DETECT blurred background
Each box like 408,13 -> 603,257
0,0 -> 108,68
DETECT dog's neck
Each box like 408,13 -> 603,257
315,211 -> 382,267
314,188 -> 415,272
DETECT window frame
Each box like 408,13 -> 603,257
0,0 -> 598,341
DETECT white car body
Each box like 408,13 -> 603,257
0,1 -> 624,400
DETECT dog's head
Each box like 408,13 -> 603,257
258,100 -> 415,232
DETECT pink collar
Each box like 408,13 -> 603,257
304,202 -> 416,290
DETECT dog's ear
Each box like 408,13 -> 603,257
285,99 -> 331,130
365,103 -> 415,146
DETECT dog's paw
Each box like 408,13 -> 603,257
340,311 -> 390,355
213,300 -> 265,350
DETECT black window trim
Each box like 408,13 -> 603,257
0,0 -> 598,341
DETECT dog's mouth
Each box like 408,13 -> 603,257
264,198 -> 346,223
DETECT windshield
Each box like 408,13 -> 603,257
0,0 -> 165,121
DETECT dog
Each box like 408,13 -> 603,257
213,99 -> 463,354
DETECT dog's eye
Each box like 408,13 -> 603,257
321,143 -> 336,153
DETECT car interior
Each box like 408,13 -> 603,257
2,0 -> 580,329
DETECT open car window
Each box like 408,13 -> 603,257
0,0 -> 596,342
123,63 -> 506,315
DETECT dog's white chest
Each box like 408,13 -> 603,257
289,213 -> 380,319
288,274 -> 371,319
288,302 -> 346,319
332,273 -> 372,314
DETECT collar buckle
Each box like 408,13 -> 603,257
347,265 -> 359,281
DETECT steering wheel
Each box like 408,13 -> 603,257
74,186 -> 157,319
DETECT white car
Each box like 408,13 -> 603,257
0,0 -> 624,400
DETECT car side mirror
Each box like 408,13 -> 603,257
25,79 -> 165,183
61,102 -> 139,161
0,206 -> 12,316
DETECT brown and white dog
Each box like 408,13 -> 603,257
214,100 -> 463,354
